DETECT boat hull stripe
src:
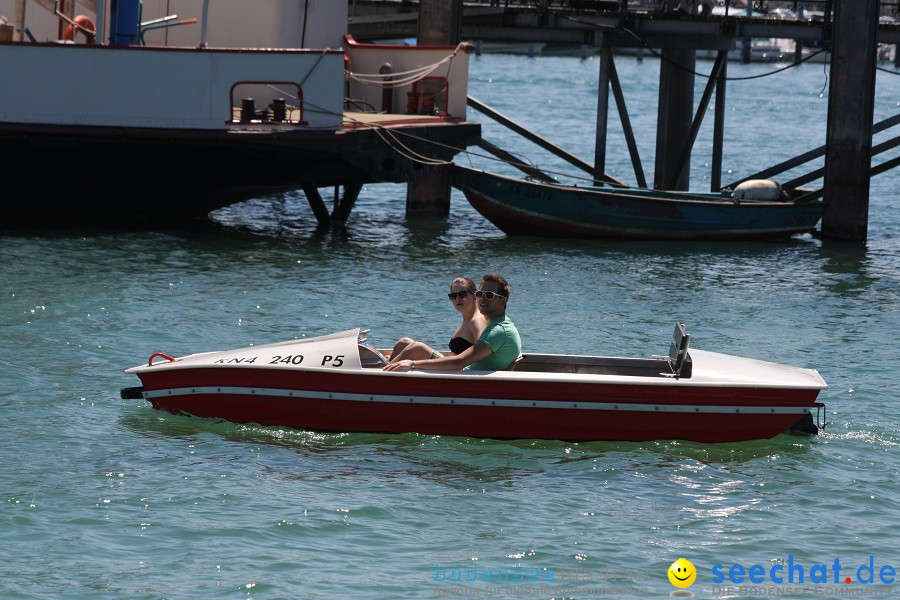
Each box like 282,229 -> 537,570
141,386 -> 814,415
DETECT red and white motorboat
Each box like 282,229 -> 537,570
121,325 -> 827,443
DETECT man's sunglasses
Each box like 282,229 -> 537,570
448,291 -> 471,300
475,290 -> 506,300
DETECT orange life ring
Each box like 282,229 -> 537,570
63,15 -> 96,44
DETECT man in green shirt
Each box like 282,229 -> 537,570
383,273 -> 522,373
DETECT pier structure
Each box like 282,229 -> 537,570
0,0 -> 481,228
351,0 -> 900,242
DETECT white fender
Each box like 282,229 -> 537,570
732,179 -> 784,201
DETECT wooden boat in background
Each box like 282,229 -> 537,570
451,164 -> 825,240
121,325 -> 827,443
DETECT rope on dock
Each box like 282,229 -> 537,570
346,43 -> 466,89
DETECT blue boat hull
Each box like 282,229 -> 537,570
451,165 -> 825,240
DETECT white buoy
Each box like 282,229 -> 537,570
732,179 -> 784,201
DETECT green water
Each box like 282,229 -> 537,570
2,54 -> 899,599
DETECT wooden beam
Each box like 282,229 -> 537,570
724,113 -> 900,189
407,167 -> 451,218
301,184 -> 332,229
608,54 -> 646,188
406,0 -> 459,219
654,47 -> 696,190
781,134 -> 900,190
475,139 -> 556,183
594,41 -> 611,185
871,153 -> 900,178
821,0 -> 878,241
669,50 -> 726,190
417,0 -> 460,46
467,96 -> 626,187
13,0 -> 26,42
332,182 -> 363,225
711,53 -> 727,192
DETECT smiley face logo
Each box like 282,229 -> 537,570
668,558 -> 697,588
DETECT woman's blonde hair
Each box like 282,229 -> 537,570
451,277 -> 476,292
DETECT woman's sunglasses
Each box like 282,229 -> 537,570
447,291 -> 471,300
475,290 -> 506,300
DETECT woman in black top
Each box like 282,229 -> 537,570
388,277 -> 487,364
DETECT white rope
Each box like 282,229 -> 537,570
349,60 -> 441,82
347,43 -> 464,80
341,113 -> 451,165
345,43 -> 465,89
349,63 -> 444,89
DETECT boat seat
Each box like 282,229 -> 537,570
666,323 -> 692,378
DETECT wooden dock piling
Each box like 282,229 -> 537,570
654,48 -> 696,191
822,0 -> 879,242
405,0 -> 463,219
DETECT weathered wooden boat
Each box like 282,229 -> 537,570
451,165 -> 825,240
120,325 -> 827,443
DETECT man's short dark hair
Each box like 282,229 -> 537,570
481,273 -> 510,298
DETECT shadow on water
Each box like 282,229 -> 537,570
119,403 -> 819,478
817,238 -> 882,294
119,406 -> 544,487
2,190 -> 839,268
0,217 -> 282,255
0,208 -> 232,237
0,192 -> 341,247
118,413 -> 825,499
0,225 -> 196,242
11,186 -> 827,262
